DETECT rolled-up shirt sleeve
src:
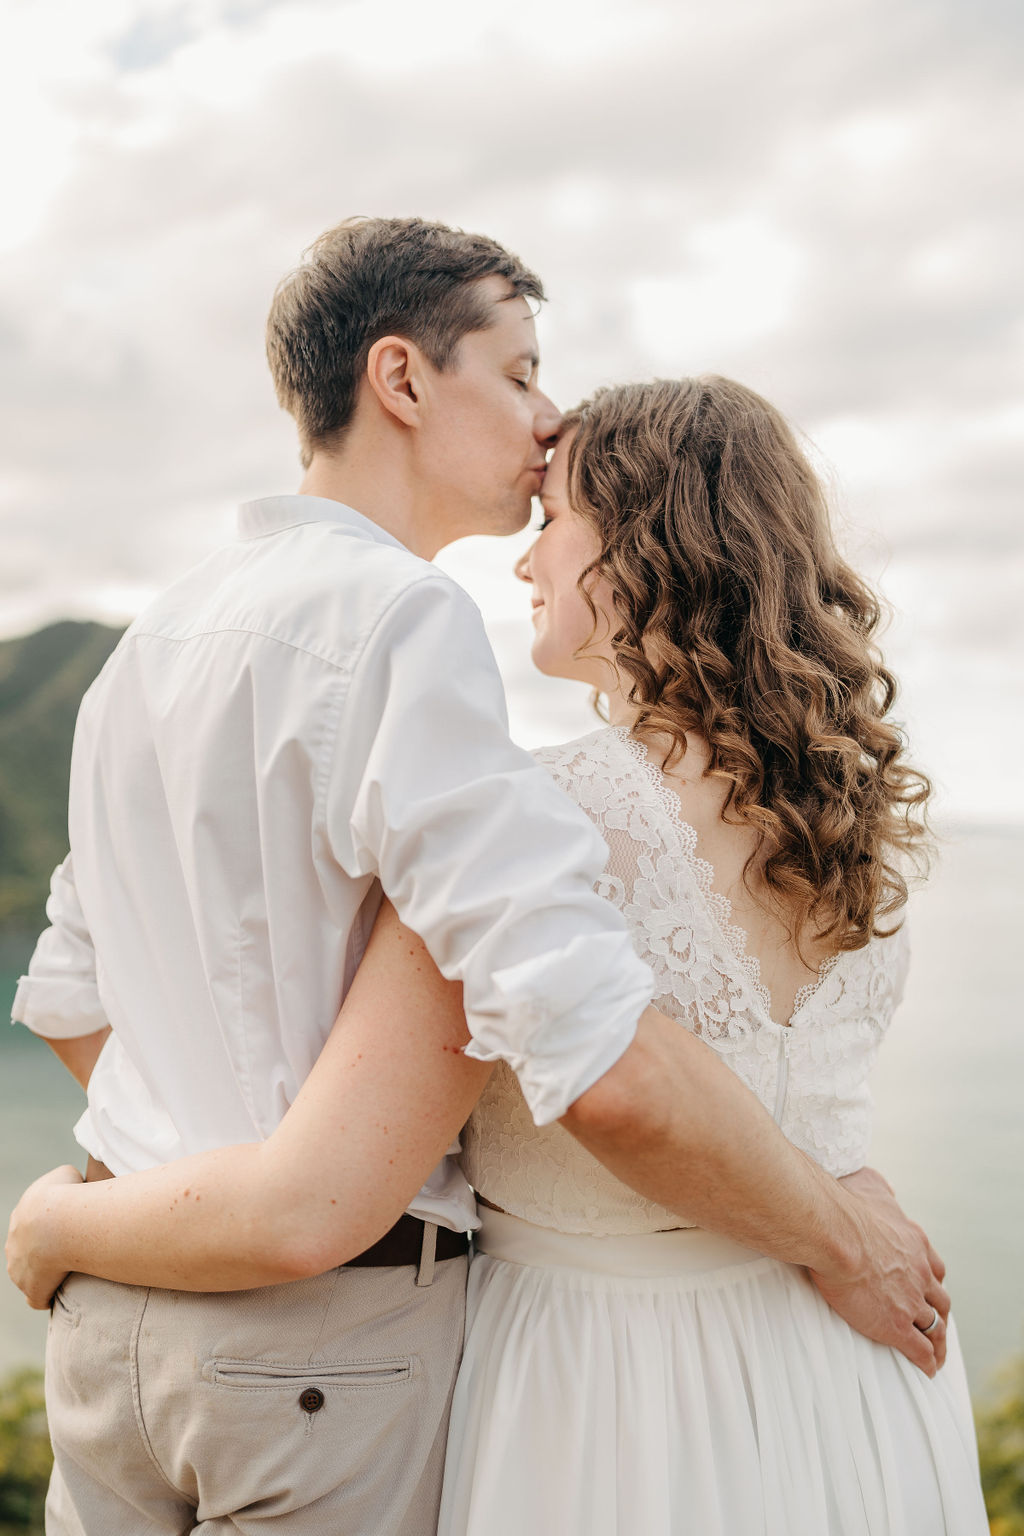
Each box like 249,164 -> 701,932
12,854 -> 109,1039
325,573 -> 654,1126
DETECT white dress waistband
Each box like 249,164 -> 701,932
474,1208 -> 772,1278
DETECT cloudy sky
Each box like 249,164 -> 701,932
1,0 -> 1021,820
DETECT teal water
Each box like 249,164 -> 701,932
0,1014 -> 87,1371
1,826 -> 1022,1396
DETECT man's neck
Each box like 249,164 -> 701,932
298,444 -> 444,561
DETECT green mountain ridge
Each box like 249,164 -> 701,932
0,621 -> 124,932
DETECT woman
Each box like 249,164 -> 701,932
10,376 -> 986,1533
436,377 -> 986,1533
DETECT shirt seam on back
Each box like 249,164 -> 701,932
126,624 -> 357,677
129,561 -> 455,675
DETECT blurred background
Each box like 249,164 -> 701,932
0,0 -> 1021,1525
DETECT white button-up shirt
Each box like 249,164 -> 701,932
13,497 -> 653,1232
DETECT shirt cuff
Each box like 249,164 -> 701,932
11,975 -> 109,1039
463,932 -> 653,1126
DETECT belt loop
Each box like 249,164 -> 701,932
415,1222 -> 438,1288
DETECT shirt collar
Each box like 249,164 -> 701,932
237,495 -> 409,552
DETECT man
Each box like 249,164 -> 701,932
9,217 -> 947,1534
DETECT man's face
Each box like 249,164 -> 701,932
416,276 -> 562,543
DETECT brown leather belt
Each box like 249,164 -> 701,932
86,1157 -> 468,1268
344,1212 -> 470,1267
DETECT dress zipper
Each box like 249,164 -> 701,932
772,1029 -> 791,1125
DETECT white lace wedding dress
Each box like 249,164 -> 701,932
439,726 -> 986,1536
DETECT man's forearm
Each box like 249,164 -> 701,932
562,1007 -> 864,1274
42,1027 -> 111,1093
563,1010 -> 947,1376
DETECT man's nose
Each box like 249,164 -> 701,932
534,394 -> 562,447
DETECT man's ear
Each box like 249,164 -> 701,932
364,336 -> 425,428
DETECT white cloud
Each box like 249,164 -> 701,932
630,215 -> 808,364
0,0 -> 1020,818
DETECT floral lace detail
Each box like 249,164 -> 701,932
613,728 -> 845,1028
459,726 -> 912,1235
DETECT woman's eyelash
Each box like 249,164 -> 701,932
534,515 -> 552,531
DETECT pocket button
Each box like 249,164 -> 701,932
299,1387 -> 325,1413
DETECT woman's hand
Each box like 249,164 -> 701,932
6,1164 -> 83,1309
2,902 -> 491,1296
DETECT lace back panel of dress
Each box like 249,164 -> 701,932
459,728 -> 911,1236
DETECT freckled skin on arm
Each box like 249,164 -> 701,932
8,901 -> 493,1294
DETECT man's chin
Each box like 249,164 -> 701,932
501,498 -> 534,537
492,490 -> 535,538
449,496 -> 532,543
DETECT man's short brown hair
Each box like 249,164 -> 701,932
266,216 -> 545,467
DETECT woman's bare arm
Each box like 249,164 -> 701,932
6,901 -> 491,1304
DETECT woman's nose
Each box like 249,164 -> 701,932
514,546 -> 534,584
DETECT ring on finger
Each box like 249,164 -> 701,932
920,1308 -> 941,1335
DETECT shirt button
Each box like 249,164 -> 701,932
299,1387 -> 325,1413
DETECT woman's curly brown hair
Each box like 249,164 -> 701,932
563,375 -> 931,952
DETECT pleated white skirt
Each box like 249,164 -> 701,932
438,1210 -> 987,1536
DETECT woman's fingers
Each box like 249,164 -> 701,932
5,1164 -> 83,1308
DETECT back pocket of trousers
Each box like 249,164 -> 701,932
204,1357 -> 413,1389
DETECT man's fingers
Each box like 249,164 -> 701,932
924,1281 -> 951,1323
898,1324 -> 938,1378
932,1327 -> 947,1371
917,1286 -> 951,1371
916,1313 -> 946,1372
926,1241 -> 947,1284
921,1251 -> 951,1370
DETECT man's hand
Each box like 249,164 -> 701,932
810,1166 -> 950,1376
6,1165 -> 83,1309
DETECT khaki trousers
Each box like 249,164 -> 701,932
44,1254 -> 467,1535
